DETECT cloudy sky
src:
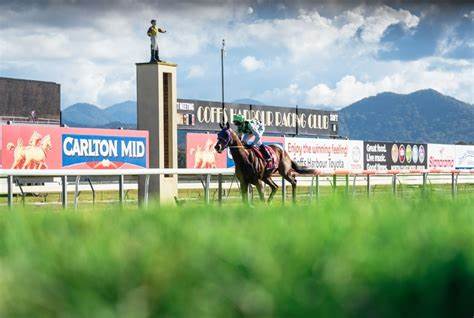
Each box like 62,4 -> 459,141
0,0 -> 473,109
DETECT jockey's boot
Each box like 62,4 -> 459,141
155,49 -> 162,62
150,49 -> 156,63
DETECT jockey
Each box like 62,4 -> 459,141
232,114 -> 272,163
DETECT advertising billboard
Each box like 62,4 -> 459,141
1,125 -> 148,169
427,144 -> 456,170
364,141 -> 427,171
186,133 -> 227,168
177,99 -> 338,137
284,137 -> 363,170
455,145 -> 474,170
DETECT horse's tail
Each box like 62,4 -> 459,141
291,160 -> 315,175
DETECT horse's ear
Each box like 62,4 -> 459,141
219,122 -> 224,129
226,122 -> 230,129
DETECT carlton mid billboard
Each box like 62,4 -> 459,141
1,125 -> 148,169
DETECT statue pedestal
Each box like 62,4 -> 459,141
136,62 -> 178,204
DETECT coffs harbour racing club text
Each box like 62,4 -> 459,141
195,105 -> 331,130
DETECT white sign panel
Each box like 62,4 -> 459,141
455,145 -> 474,170
284,137 -> 363,170
348,140 -> 364,170
427,144 -> 456,169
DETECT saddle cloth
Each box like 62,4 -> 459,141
248,144 -> 277,171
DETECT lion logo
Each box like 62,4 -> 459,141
6,131 -> 53,169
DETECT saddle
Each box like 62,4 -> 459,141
246,144 -> 277,171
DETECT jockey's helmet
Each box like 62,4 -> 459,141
233,114 -> 245,125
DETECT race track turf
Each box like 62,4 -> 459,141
0,194 -> 472,317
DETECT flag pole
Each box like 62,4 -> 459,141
221,39 -> 225,124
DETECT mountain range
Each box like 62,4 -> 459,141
339,89 -> 474,144
62,90 -> 474,144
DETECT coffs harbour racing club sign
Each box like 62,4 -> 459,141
177,99 -> 338,136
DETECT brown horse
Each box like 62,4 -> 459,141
214,123 -> 315,203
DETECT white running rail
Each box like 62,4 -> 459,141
0,168 -> 472,208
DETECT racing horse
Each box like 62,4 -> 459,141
214,122 -> 315,203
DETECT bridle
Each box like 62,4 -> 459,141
217,129 -> 232,149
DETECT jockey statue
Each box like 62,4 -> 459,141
232,114 -> 272,163
147,19 -> 166,63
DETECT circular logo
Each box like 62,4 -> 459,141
351,146 -> 361,163
399,145 -> 406,163
391,144 -> 399,163
406,145 -> 412,163
412,145 -> 419,164
419,145 -> 425,163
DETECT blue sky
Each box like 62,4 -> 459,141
0,0 -> 472,109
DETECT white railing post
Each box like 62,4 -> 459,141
281,177 -> 286,204
392,174 -> 397,196
451,172 -> 457,199
61,176 -> 68,209
217,174 -> 223,205
119,175 -> 124,206
345,174 -> 349,196
74,176 -> 80,210
144,175 -> 150,208
7,175 -> 13,208
366,174 -> 371,198
204,174 -> 211,204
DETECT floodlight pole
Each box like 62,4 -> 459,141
221,39 -> 225,124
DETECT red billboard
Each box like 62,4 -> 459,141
186,133 -> 227,168
1,125 -> 148,169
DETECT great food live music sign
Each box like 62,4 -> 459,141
177,99 -> 338,136
1,125 -> 148,169
364,141 -> 427,171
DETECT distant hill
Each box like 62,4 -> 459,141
339,89 -> 474,144
62,103 -> 111,127
103,101 -> 136,125
232,98 -> 264,105
62,101 -> 136,128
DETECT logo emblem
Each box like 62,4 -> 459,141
391,144 -> 399,163
419,145 -> 425,164
412,145 -> 419,164
399,145 -> 406,163
406,145 -> 412,163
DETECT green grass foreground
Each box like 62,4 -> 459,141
0,195 -> 473,317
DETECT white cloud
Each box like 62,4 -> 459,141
305,58 -> 474,108
241,56 -> 265,72
227,5 -> 420,62
464,10 -> 474,21
187,65 -> 205,79
256,83 -> 302,106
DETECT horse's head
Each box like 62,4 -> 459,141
214,122 -> 232,153
41,135 -> 52,151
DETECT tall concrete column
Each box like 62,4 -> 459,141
136,62 -> 178,204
